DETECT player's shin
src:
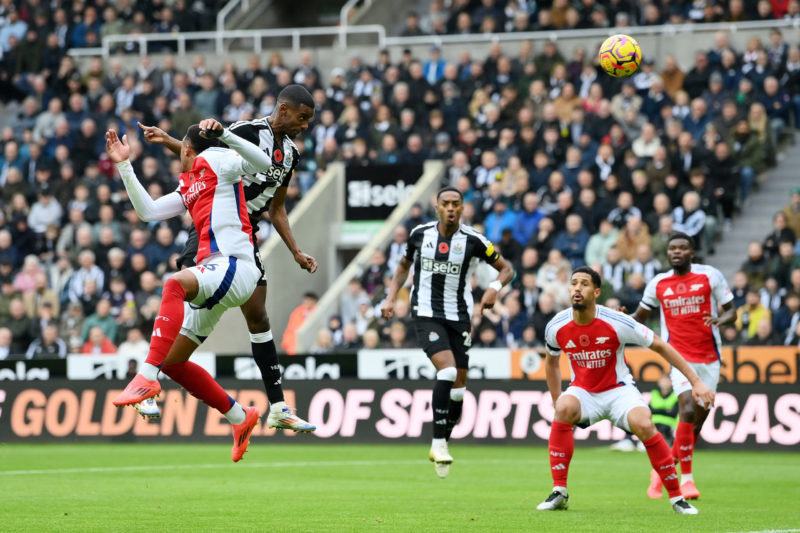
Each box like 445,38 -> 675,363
548,421 -> 574,488
250,330 -> 285,404
644,433 -> 681,498
161,360 -> 240,417
445,387 -> 465,441
674,421 -> 694,478
143,278 -> 187,378
432,367 -> 456,442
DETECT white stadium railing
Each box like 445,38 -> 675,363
66,17 -> 800,59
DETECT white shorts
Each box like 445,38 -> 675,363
179,255 -> 260,345
671,360 -> 720,405
562,384 -> 648,433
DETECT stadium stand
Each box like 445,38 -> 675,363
0,1 -> 799,358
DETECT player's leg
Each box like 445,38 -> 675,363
444,322 -> 471,442
113,269 -> 199,406
627,405 -> 697,514
240,284 -> 314,433
537,389 -> 582,511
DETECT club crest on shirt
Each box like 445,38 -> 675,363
453,242 -> 463,253
690,284 -> 704,292
283,149 -> 293,168
595,336 -> 610,344
429,331 -> 440,342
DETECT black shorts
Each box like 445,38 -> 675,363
413,317 -> 471,369
178,226 -> 267,286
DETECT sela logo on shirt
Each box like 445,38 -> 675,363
595,336 -> 610,344
690,284 -> 705,292
421,257 -> 461,274
663,287 -> 674,296
564,340 -> 577,348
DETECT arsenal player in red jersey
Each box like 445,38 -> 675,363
633,232 -> 736,500
537,266 -> 713,514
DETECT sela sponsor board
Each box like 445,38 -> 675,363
345,164 -> 422,220
0,381 -> 797,449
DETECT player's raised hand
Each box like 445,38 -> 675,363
105,130 -> 130,163
295,251 -> 318,273
138,122 -> 169,144
381,299 -> 395,320
691,381 -> 715,408
702,311 -> 720,327
199,118 -> 224,138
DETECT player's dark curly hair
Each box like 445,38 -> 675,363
437,186 -> 463,200
667,231 -> 695,249
185,125 -> 222,154
571,266 -> 602,288
278,84 -> 315,110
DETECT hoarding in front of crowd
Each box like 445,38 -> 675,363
344,164 -> 422,220
1,380 -> 796,449
3,347 -> 798,385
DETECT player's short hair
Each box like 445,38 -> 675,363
437,186 -> 463,201
571,266 -> 601,288
185,124 -> 222,154
667,231 -> 695,249
277,84 -> 314,110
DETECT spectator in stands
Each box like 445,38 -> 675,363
616,216 -> 651,262
0,327 -> 12,360
22,272 -> 59,318
7,298 -> 32,355
769,241 -> 800,289
782,187 -> 800,238
282,292 -> 318,355
385,226 -> 408,275
630,243 -> 662,284
745,318 -> 782,346
774,292 -> 800,344
553,214 -> 590,268
80,326 -> 116,354
672,190 -> 707,252
26,323 -> 67,359
601,245 -> 629,292
68,250 -> 104,303
763,212 -> 797,260
385,321 -> 413,349
80,299 -> 117,343
404,202 -> 430,232
736,289 -> 772,339
730,271 -> 750,309
740,241 -> 770,290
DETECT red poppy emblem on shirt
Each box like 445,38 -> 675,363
579,334 -> 590,347
676,283 -> 687,294
438,242 -> 449,254
274,149 -> 283,162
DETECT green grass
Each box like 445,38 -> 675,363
1,443 -> 798,532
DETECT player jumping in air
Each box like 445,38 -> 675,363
537,266 -> 714,514
632,232 -> 735,500
381,187 -> 514,478
106,121 -> 271,461
135,85 -> 317,433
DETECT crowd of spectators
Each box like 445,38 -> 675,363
401,0 -> 800,37
1,0 -> 799,358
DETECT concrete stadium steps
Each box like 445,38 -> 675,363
713,141 -> 800,281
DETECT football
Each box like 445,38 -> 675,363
598,34 -> 642,77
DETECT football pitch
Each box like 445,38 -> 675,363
1,443 -> 798,533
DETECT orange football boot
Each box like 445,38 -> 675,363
232,406 -> 260,463
112,374 -> 161,406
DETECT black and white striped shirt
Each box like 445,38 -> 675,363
228,117 -> 300,218
404,222 -> 499,324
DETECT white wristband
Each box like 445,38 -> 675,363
489,280 -> 503,292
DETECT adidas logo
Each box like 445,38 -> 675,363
663,288 -> 674,296
680,456 -> 692,462
565,340 -> 577,348
552,463 -> 566,470
664,473 -> 678,481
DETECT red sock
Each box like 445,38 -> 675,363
548,421 -> 574,488
673,421 -> 694,476
161,361 -> 235,413
145,278 -> 186,368
645,433 -> 681,498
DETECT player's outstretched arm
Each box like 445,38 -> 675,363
196,118 -> 272,176
649,335 -> 715,407
381,258 -> 412,320
545,353 -> 563,406
138,122 -> 182,155
269,186 -> 317,273
106,130 -> 186,222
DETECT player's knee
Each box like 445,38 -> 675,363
436,366 -> 458,382
164,277 -> 187,298
450,386 -> 466,401
554,401 -> 580,424
245,316 -> 270,334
